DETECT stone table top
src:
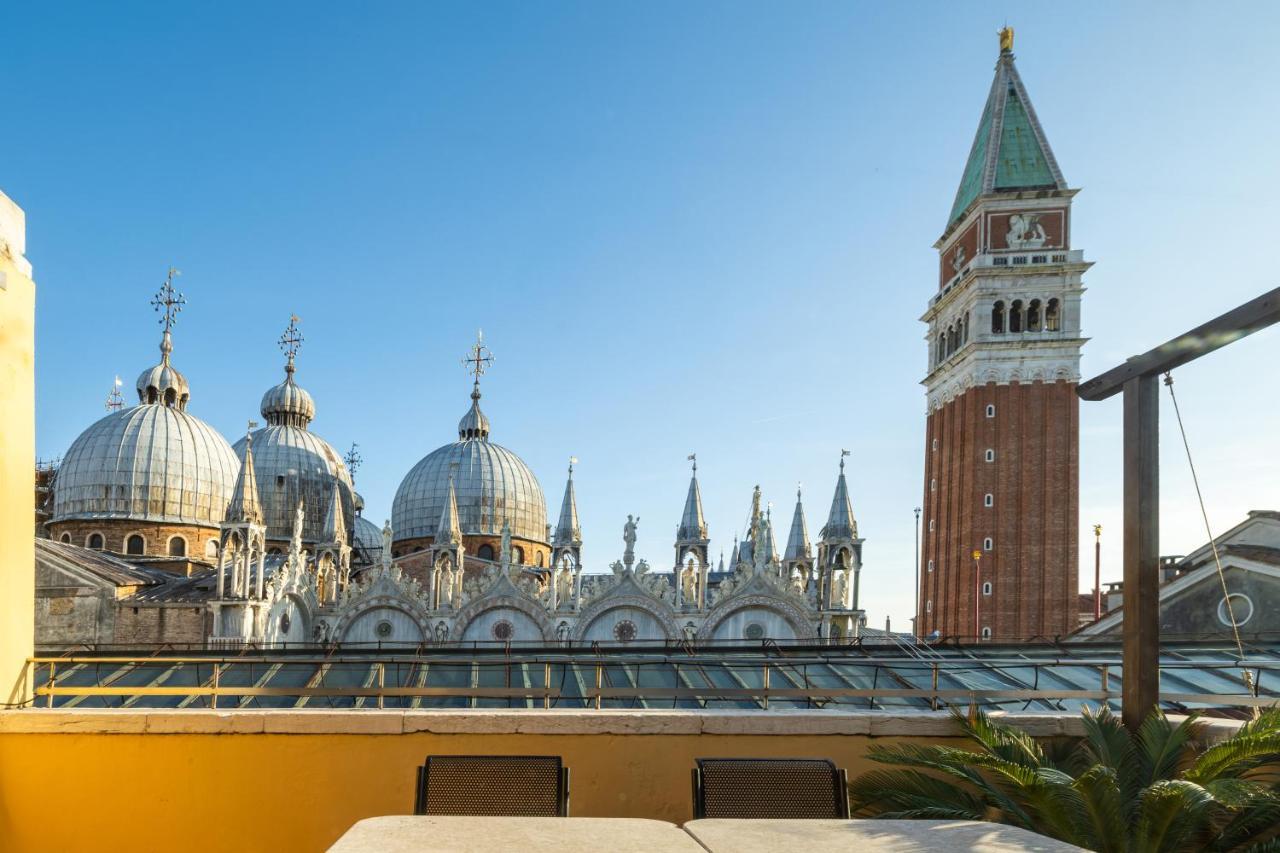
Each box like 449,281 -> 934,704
326,816 -> 708,852
683,819 -> 1087,852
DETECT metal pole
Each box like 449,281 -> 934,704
1093,524 -> 1103,621
913,507 -> 922,639
1123,376 -> 1160,731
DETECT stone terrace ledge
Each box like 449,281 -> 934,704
0,708 -> 1244,739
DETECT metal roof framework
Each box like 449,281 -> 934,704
28,638 -> 1280,716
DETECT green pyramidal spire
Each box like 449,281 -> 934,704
947,28 -> 1066,229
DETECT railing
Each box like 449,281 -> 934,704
932,249 -> 1087,305
26,653 -> 1278,712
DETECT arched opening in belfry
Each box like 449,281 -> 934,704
1046,297 -> 1060,331
1010,300 -> 1024,333
992,301 -> 1005,333
1028,299 -> 1042,331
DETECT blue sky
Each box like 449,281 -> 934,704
8,2 -> 1280,629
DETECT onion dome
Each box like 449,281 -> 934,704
234,315 -> 354,543
53,272 -> 239,526
135,337 -> 190,409
393,337 -> 547,545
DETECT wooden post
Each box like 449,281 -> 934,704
1122,375 -> 1160,731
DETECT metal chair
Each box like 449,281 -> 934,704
691,758 -> 849,819
413,755 -> 569,816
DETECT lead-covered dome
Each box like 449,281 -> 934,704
54,337 -> 238,526
392,383 -> 547,544
232,426 -> 354,543
233,316 -> 354,543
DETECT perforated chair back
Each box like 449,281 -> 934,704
692,758 -> 849,819
414,755 -> 569,816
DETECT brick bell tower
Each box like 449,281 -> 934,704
918,28 -> 1089,643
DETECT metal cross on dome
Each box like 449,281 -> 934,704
462,329 -> 495,384
344,442 -> 363,479
150,267 -> 185,333
278,314 -> 303,366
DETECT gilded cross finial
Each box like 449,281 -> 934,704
278,314 -> 303,372
568,455 -> 578,476
344,442 -> 363,480
462,329 -> 495,387
151,267 -> 185,334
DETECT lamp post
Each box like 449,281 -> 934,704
972,549 -> 983,642
1093,524 -> 1103,621
913,507 -> 922,639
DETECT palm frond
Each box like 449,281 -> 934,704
1138,709 -> 1199,784
1134,779 -> 1216,853
1071,764 -> 1127,853
847,768 -> 988,820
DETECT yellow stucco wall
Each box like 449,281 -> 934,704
0,727 -> 963,852
0,191 -> 35,707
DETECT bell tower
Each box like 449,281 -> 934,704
919,29 -> 1088,643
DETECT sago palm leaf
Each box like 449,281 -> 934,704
847,767 -> 989,820
1071,764 -> 1128,853
1077,705 -> 1144,807
1134,779 -> 1216,853
1186,711 -> 1280,785
1137,710 -> 1200,784
862,742 -> 1037,827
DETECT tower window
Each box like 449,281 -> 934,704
984,493 -> 993,508
931,438 -> 938,451
983,537 -> 993,551
60,533 -> 72,544
512,545 -> 524,564
927,559 -> 934,573
962,312 -> 970,344
985,449 -> 995,462
168,536 -> 187,557
126,534 -> 145,555
983,581 -> 992,596
926,600 -> 932,614
986,404 -> 996,418
991,301 -> 1005,334
1028,299 -> 1042,331
928,519 -> 935,532
930,478 -> 936,492
981,626 -> 992,640
1046,298 -> 1061,331
1009,300 -> 1024,333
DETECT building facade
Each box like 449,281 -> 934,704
918,29 -> 1088,642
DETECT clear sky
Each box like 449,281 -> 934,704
8,2 -> 1280,630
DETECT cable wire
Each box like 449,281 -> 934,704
1163,371 -> 1259,717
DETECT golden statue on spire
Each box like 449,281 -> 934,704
999,26 -> 1014,53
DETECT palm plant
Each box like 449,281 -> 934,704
848,707 -> 1280,852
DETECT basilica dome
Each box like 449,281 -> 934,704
392,384 -> 547,546
53,326 -> 239,528
354,514 -> 383,556
232,321 -> 354,544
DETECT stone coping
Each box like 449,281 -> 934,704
0,708 -> 1243,738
